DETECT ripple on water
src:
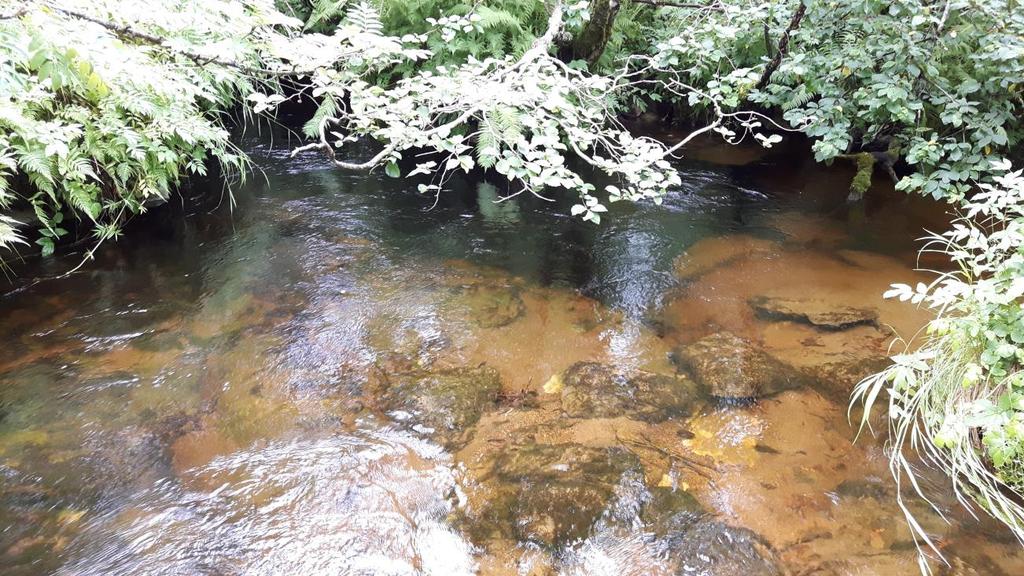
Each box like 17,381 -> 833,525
57,425 -> 476,576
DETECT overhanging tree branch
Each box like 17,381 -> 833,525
40,2 -> 325,78
295,1 -> 567,172
0,6 -> 29,20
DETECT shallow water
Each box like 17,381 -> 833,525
1,135 -> 1021,575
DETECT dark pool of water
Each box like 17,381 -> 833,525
0,134 -> 1019,575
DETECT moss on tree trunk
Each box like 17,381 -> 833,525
569,0 -> 620,66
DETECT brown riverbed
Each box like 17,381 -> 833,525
1,135 -> 1021,575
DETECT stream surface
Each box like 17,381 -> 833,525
2,134 -> 1023,575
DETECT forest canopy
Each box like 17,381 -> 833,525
2,0 -> 1024,567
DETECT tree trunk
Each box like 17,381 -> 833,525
569,0 -> 620,66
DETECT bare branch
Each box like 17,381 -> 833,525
0,6 -> 29,20
629,0 -> 724,11
755,1 -> 806,90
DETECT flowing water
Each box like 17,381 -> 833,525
1,134 -> 1022,575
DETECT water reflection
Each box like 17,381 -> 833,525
0,134 -> 1021,575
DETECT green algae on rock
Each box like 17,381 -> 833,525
467,443 -> 641,549
640,485 -> 708,536
560,362 -> 700,421
371,364 -> 502,448
673,332 -> 810,399
459,284 -> 526,329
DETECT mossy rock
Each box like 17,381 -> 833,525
214,385 -> 299,445
672,332 -> 810,399
375,365 -> 502,448
560,362 -> 700,421
664,519 -> 784,576
640,485 -> 707,536
468,443 -> 641,548
461,284 -> 525,328
638,482 -> 781,575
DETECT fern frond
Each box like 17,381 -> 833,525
346,1 -> 383,36
305,0 -> 349,31
16,146 -> 55,183
475,128 -> 498,169
475,6 -> 524,34
781,86 -> 814,111
0,215 -> 27,249
303,96 -> 338,139
489,105 -> 522,143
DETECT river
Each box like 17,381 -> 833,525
1,133 -> 1022,575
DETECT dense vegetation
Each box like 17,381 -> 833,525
0,0 -> 298,254
2,0 -> 1023,566
652,0 -> 1023,202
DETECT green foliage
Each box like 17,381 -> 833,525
280,1 -> 642,77
0,0 -> 297,253
649,0 -> 1024,203
275,0 -> 352,32
376,0 -> 550,79
855,161 -> 1024,557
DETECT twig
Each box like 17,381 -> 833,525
629,0 -> 724,10
755,0 -> 807,90
616,430 -> 718,480
0,6 -> 29,20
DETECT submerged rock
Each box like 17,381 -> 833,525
461,284 -> 525,328
559,362 -> 699,421
834,477 -> 893,501
372,364 -> 501,447
749,295 -> 878,330
672,332 -> 809,399
0,466 -> 80,574
640,486 -> 707,536
665,519 -> 783,576
470,443 -> 641,548
638,484 -> 781,575
69,423 -> 174,495
674,235 -> 779,281
808,355 -> 891,398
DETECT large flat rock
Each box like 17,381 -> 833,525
749,295 -> 879,330
672,332 -> 809,399
559,362 -> 699,421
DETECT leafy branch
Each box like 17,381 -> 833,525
284,0 -> 782,222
